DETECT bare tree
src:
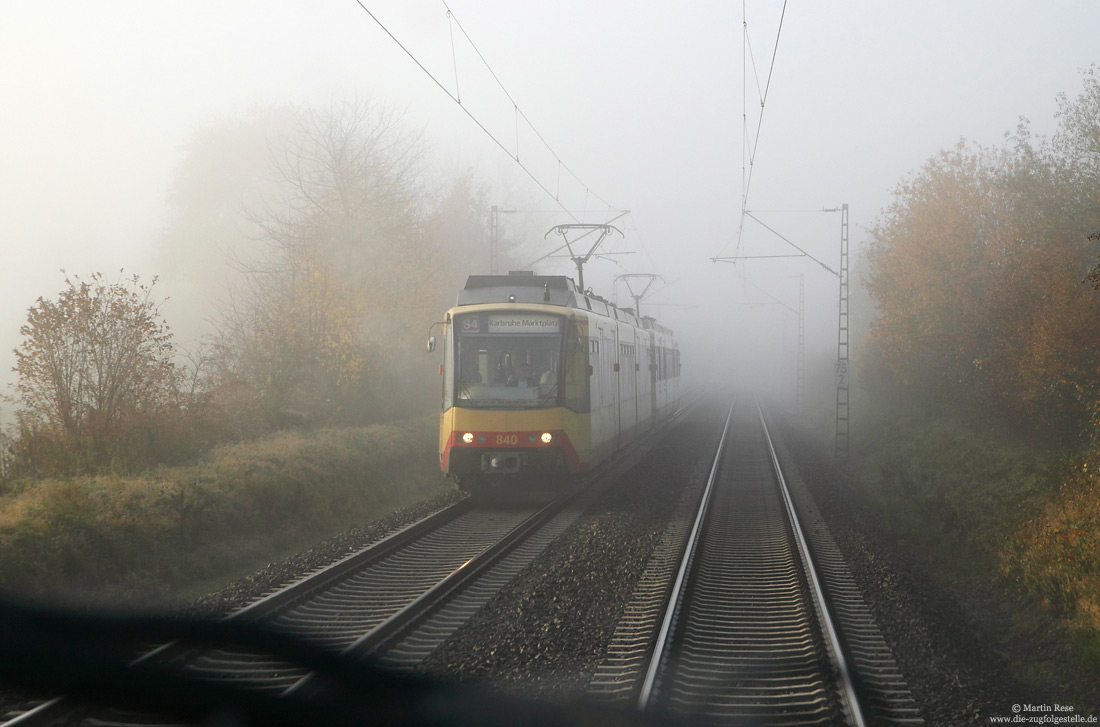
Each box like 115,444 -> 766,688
165,97 -> 494,430
211,99 -> 429,427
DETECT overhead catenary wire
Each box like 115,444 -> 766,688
744,212 -> 837,276
349,0 -> 624,225
620,211 -> 658,271
743,0 -> 788,209
351,1 -> 679,293
728,0 -> 789,264
743,277 -> 798,315
446,8 -> 461,103
440,1 -> 617,213
520,209 -> 632,270
352,0 -> 624,224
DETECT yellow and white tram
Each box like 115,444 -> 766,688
435,272 -> 680,492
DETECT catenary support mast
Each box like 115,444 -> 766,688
797,273 -> 805,409
833,204 -> 850,457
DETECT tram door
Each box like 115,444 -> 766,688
617,327 -> 637,446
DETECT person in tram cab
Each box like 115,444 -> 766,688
496,353 -> 513,385
516,363 -> 533,387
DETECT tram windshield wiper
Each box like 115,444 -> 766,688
0,597 -> 676,727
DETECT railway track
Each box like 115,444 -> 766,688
3,479 -> 618,727
593,396 -> 922,725
4,395 -> 921,726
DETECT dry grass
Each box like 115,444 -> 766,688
0,415 -> 451,607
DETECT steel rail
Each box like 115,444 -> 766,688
0,499 -> 479,727
282,491 -> 576,696
0,700 -> 62,727
669,389 -> 702,422
756,398 -> 867,727
4,402 -> 692,727
130,497 -> 480,674
636,395 -> 870,726
635,394 -> 736,709
231,498 -> 478,622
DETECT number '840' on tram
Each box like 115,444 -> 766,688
431,271 -> 680,493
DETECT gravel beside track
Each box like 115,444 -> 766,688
14,400 -> 1096,725
415,400 -> 727,700
167,413 -> 1100,722
180,489 -> 467,620
776,421 -> 1100,724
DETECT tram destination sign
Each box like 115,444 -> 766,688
487,315 -> 561,334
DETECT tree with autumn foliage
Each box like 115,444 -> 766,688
6,272 -> 184,473
866,68 -> 1100,441
1065,67 -> 1100,291
206,99 -> 489,429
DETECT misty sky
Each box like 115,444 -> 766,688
2,1 -> 1099,412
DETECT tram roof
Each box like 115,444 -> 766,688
457,272 -> 674,338
459,273 -> 578,307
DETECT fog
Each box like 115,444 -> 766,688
3,1 -> 1098,422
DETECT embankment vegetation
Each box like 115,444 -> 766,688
0,98 -> 502,602
0,418 -> 449,606
855,66 -> 1100,686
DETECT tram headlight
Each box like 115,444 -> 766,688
462,432 -> 474,444
540,432 -> 553,444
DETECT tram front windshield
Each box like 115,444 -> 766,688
453,313 -> 563,409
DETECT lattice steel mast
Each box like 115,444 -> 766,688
828,204 -> 850,458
